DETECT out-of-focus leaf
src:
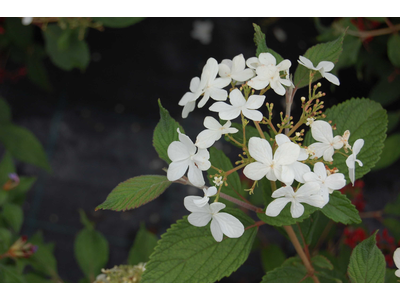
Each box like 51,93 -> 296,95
373,133 -> 400,170
91,17 -> 145,28
128,223 -> 158,266
388,34 -> 400,67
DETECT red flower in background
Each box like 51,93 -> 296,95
341,180 -> 365,212
343,227 -> 367,248
376,229 -> 397,267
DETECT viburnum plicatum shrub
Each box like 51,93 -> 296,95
96,24 -> 399,283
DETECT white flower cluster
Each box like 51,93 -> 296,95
166,53 -> 361,242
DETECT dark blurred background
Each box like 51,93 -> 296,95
1,17 -> 399,282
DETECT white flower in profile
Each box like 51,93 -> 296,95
197,57 -> 231,108
184,197 -> 245,242
218,54 -> 255,83
346,139 -> 364,186
266,182 -> 326,218
246,53 -> 292,96
297,56 -> 340,86
178,76 -> 203,118
275,134 -> 311,184
167,129 -> 211,187
209,88 -> 265,121
303,162 -> 346,203
243,136 -> 300,184
185,186 -> 218,208
341,130 -> 352,150
394,248 -> 400,278
195,116 -> 238,149
309,120 -> 344,162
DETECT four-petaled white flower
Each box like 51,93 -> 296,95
195,116 -> 238,149
213,176 -> 223,186
167,129 -> 211,187
275,134 -> 310,184
209,88 -> 265,121
184,197 -> 244,242
243,136 -> 300,184
184,186 -> 218,208
306,117 -> 315,126
246,53 -> 292,96
346,139 -> 364,186
218,54 -> 255,83
266,182 -> 326,218
394,248 -> 400,278
309,120 -> 344,162
298,56 -> 340,86
303,162 -> 346,203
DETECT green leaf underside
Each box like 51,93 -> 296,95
321,191 -> 361,225
0,123 -> 51,172
253,23 -> 284,63
141,209 -> 257,283
347,231 -> 386,283
96,175 -> 172,211
207,147 -> 242,200
305,98 -> 387,185
152,99 -> 184,164
294,32 -> 345,89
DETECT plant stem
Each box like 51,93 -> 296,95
346,23 -> 400,39
254,121 -> 266,139
219,192 -> 263,213
283,225 -> 320,283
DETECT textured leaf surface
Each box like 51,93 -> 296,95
321,191 -> 361,224
261,257 -> 313,283
0,123 -> 51,172
305,98 -> 387,184
294,32 -> 345,89
347,231 -> 386,283
152,99 -> 184,164
141,209 -> 257,283
96,175 -> 172,211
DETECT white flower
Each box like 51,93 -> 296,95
22,17 -> 33,26
246,53 -> 292,96
209,88 -> 265,121
197,57 -> 231,108
303,162 -> 346,203
266,182 -> 326,218
346,139 -> 364,186
309,120 -> 343,162
184,198 -> 244,242
178,76 -> 203,118
167,129 -> 211,187
275,134 -> 310,184
341,130 -> 351,150
184,186 -> 217,208
306,117 -> 315,126
195,116 -> 238,149
218,54 -> 255,83
297,56 -> 340,86
243,136 -> 300,184
213,176 -> 223,186
191,19 -> 213,45
394,248 -> 400,278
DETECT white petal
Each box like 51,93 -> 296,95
179,91 -> 194,106
277,59 -> 291,71
346,154 -> 356,169
168,141 -> 190,161
300,194 -> 326,208
241,108 -> 263,121
181,101 -> 196,119
266,198 -> 291,217
313,162 -> 327,179
229,89 -> 246,107
290,201 -> 305,218
247,77 -> 269,90
195,129 -> 221,149
205,186 -> 218,197
193,149 -> 211,171
232,69 -> 255,82
189,76 -> 201,92
218,63 -> 231,78
210,218 -> 223,242
310,142 -> 332,159
275,134 -> 291,146
298,56 -> 315,70
231,54 -> 245,73
245,95 -> 265,109
193,196 -> 210,207
203,116 -> 222,130
271,185 -> 294,198
197,92 -> 210,108
248,137 -> 273,164
246,57 -> 260,69
188,212 -> 212,227
295,182 -> 321,198
290,161 -> 311,184
298,148 -> 308,161
316,61 -> 334,72
178,129 -> 196,155
270,80 -> 286,96
279,165 -> 295,185
348,167 -> 355,186
311,120 -> 333,144
395,269 -> 400,278
187,162 -> 205,187
213,213 -> 244,238
259,53 -> 276,66
303,171 -> 319,183
209,87 -> 228,101
353,139 -> 364,155
274,142 -> 300,166
212,77 -> 231,89
243,162 -> 270,180
325,173 -> 346,191
394,248 -> 400,269
184,197 -> 210,213
209,202 -> 226,214
323,72 -> 340,86
167,160 -> 189,181
322,146 -> 335,162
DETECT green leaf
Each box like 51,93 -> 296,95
78,209 -> 94,230
128,223 -> 158,266
294,32 -> 345,89
252,23 -> 284,63
335,35 -> 362,70
0,98 -> 11,123
388,34 -> 400,67
0,228 -> 12,253
384,193 -> 400,217
306,98 -> 387,184
387,110 -> 400,133
385,268 -> 399,283
1,203 -> 23,232
91,17 -> 145,28
0,264 -> 24,283
152,99 -> 184,164
141,209 -> 257,283
0,123 -> 51,172
321,191 -> 361,225
369,74 -> 400,107
74,227 -> 109,282
6,176 -> 36,206
261,258 -> 313,283
27,55 -> 52,92
4,17 -> 33,48
96,175 -> 172,212
311,255 -> 334,270
43,25 -> 90,71
373,133 -> 400,170
257,204 -> 318,227
0,151 -> 15,186
382,218 -> 400,241
224,122 -> 271,149
261,244 -> 286,272
347,231 -> 386,283
207,147 -> 242,201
